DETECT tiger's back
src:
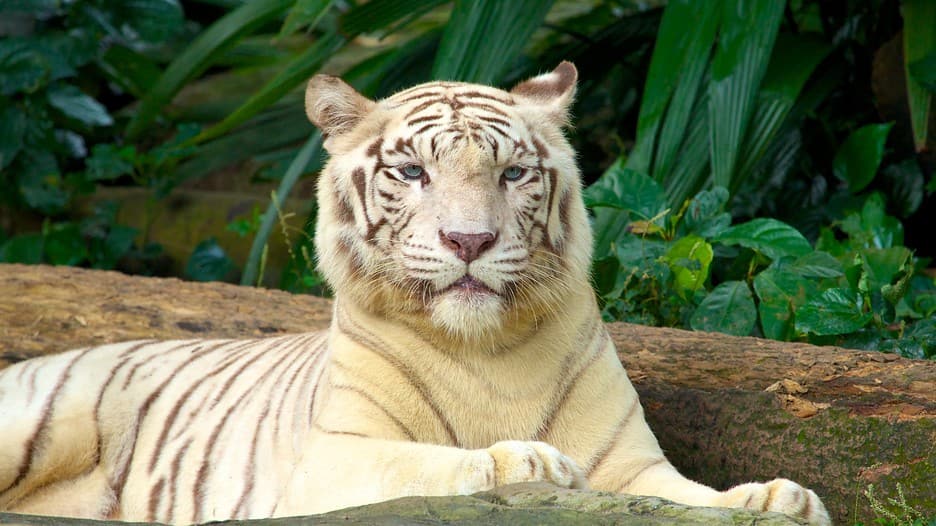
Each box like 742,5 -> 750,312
0,333 -> 328,522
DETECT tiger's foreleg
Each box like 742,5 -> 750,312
278,430 -> 588,515
587,380 -> 831,525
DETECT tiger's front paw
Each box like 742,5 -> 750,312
718,478 -> 830,525
486,440 -> 588,490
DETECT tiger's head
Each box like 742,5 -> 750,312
305,62 -> 592,348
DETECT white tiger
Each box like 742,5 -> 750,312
0,62 -> 830,525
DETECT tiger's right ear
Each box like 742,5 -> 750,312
305,74 -> 375,139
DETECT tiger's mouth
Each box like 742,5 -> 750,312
443,275 -> 497,296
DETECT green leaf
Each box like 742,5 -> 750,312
0,104 -> 27,169
708,0 -> 785,190
44,222 -> 88,266
0,233 -> 44,264
47,84 -> 113,127
279,0 -> 333,39
754,262 -> 816,340
664,235 -> 713,298
17,150 -> 67,214
587,161 -> 667,258
839,193 -> 904,249
796,288 -> 872,336
861,247 -> 912,291
99,44 -> 162,99
0,41 -> 49,94
187,238 -> 237,282
832,123 -> 893,193
909,52 -> 936,93
681,186 -> 731,238
125,0 -> 294,140
87,224 -> 138,270
85,144 -> 136,181
690,280 -> 756,336
584,161 -> 665,217
713,218 -> 812,259
113,0 -> 185,43
432,0 -> 554,84
902,0 -> 935,151
788,251 -> 844,278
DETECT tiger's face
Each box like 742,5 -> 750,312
306,63 -> 592,346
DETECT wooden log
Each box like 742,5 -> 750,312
0,264 -> 933,524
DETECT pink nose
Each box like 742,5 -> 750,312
440,231 -> 496,263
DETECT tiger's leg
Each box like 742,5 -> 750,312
586,378 -> 831,525
9,467 -> 115,519
277,430 -> 588,515
0,348 -> 114,516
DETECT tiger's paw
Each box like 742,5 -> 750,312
718,478 -> 830,526
485,440 -> 588,489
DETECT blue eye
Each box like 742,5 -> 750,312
503,166 -> 524,181
401,164 -> 424,180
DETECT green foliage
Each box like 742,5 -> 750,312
590,164 -> 935,358
0,203 -> 161,270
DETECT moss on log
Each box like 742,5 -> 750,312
0,264 -> 933,524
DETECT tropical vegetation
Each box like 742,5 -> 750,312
0,0 -> 934,359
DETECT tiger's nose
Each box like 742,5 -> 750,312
440,230 -> 497,263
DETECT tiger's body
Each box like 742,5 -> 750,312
0,62 -> 830,525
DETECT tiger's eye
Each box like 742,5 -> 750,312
401,164 -> 424,180
503,166 -> 524,181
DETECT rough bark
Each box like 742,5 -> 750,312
0,264 -> 933,524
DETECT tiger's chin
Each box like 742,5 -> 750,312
429,284 -> 506,343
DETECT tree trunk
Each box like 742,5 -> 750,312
0,264 -> 933,524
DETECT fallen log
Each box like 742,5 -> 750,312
0,264 -> 933,524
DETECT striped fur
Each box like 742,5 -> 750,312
0,63 -> 829,525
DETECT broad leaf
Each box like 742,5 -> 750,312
681,186 -> 730,238
47,85 -> 113,127
0,234 -> 44,264
754,262 -> 816,340
713,218 -> 812,259
44,222 -> 87,266
788,251 -> 844,278
0,104 -> 26,169
832,123 -> 893,193
664,235 -> 713,298
796,288 -> 872,336
690,280 -> 756,336
187,238 -> 237,282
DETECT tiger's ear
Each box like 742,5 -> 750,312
305,74 -> 376,139
509,61 -> 577,127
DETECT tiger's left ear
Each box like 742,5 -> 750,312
509,61 -> 577,127
305,74 -> 376,140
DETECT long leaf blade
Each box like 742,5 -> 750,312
193,32 -> 345,144
124,0 -> 293,140
902,0 -> 936,151
431,0 -> 555,84
707,0 -> 784,189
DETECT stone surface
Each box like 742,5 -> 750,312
0,484 -> 806,525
